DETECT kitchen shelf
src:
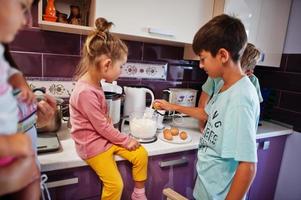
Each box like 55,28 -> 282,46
38,0 -> 95,35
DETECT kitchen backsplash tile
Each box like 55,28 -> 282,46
167,65 -> 186,81
269,107 -> 301,131
286,54 -> 301,73
256,53 -> 301,131
124,40 -> 143,61
279,91 -> 301,113
28,80 -> 75,98
43,54 -> 80,78
167,64 -> 207,82
255,70 -> 301,93
11,29 -> 81,55
279,54 -> 288,72
187,81 -> 204,91
11,52 -> 42,77
120,62 -> 167,80
143,43 -> 184,61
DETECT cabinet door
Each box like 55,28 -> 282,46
44,166 -> 101,200
214,0 -> 291,67
94,0 -> 213,44
148,150 -> 197,200
118,150 -> 197,200
249,136 -> 288,200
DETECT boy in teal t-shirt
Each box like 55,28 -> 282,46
192,14 -> 259,199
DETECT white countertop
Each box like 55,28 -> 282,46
38,118 -> 293,172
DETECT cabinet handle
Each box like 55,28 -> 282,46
263,141 -> 270,150
159,157 -> 188,168
147,28 -> 175,37
46,177 -> 79,188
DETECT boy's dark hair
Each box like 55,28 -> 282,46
192,14 -> 247,62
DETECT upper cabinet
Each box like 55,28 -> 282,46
38,0 -> 214,46
214,0 -> 292,67
94,0 -> 214,45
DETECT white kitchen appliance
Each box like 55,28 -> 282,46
123,86 -> 155,117
101,80 -> 123,128
163,88 -> 198,107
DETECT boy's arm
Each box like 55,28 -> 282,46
225,162 -> 257,200
173,104 -> 208,121
155,99 -> 208,121
198,91 -> 210,131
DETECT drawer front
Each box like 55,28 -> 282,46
44,166 -> 101,199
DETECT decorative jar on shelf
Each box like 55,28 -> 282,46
43,0 -> 57,22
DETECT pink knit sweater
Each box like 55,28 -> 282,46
69,80 -> 130,160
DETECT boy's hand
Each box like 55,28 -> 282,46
126,138 -> 140,151
154,99 -> 176,111
19,86 -> 36,105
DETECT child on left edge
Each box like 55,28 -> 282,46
69,17 -> 148,200
0,0 -> 40,198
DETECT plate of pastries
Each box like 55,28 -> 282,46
158,127 -> 192,144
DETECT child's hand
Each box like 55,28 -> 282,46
154,99 -> 176,111
19,86 -> 36,105
126,138 -> 140,151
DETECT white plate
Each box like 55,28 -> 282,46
158,132 -> 192,144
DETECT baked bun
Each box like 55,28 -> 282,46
179,131 -> 188,140
170,127 -> 179,136
163,129 -> 173,140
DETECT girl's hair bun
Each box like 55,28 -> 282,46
95,17 -> 113,33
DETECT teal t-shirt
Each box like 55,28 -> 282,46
202,75 -> 263,103
249,75 -> 263,103
193,76 -> 260,200
201,77 -> 222,96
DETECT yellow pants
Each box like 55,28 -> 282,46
86,145 -> 148,200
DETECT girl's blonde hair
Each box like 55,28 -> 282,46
75,17 -> 128,80
241,43 -> 261,72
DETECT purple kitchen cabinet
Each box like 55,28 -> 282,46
44,166 -> 101,200
118,149 -> 198,200
146,150 -> 197,200
44,149 -> 197,200
248,135 -> 288,200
